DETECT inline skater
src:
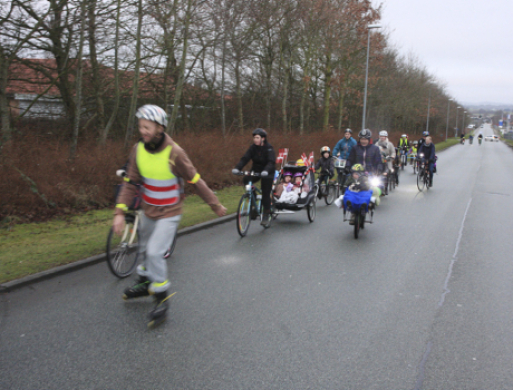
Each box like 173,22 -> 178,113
113,104 -> 227,327
232,128 -> 276,225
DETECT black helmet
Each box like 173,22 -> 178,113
345,128 -> 352,134
358,129 -> 372,139
252,128 -> 267,138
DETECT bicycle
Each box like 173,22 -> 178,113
234,171 -> 273,237
106,170 -> 177,278
317,170 -> 337,205
416,155 -> 431,192
398,147 -> 408,170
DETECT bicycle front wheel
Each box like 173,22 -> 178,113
417,169 -> 425,191
106,224 -> 139,278
237,193 -> 252,237
325,184 -> 336,205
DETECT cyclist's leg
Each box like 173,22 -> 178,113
428,162 -> 434,185
260,177 -> 273,212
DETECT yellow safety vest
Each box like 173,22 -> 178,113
136,142 -> 180,206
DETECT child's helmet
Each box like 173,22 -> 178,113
413,140 -> 419,145
283,171 -> 293,177
402,134 -> 408,138
296,159 -> 305,166
320,146 -> 331,155
351,164 -> 365,173
293,172 -> 303,178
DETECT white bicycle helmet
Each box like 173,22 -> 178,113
135,104 -> 168,127
379,130 -> 388,137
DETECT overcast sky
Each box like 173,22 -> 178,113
379,0 -> 513,106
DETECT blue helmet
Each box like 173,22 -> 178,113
423,131 -> 429,137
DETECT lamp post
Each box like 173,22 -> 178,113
462,111 -> 467,134
445,98 -> 453,141
455,106 -> 461,137
361,24 -> 381,131
426,88 -> 431,133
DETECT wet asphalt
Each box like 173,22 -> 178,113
2,124 -> 513,390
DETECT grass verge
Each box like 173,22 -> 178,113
435,138 -> 461,151
0,186 -> 242,284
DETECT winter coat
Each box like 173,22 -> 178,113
235,142 -> 276,173
418,142 -> 436,162
347,143 -> 383,174
333,137 -> 357,160
315,156 -> 334,176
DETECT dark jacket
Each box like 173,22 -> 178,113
235,142 -> 276,173
347,143 -> 383,174
315,156 -> 334,176
418,142 -> 436,162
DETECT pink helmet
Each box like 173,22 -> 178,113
293,172 -> 303,178
283,171 -> 293,177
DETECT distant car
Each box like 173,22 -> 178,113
480,125 -> 484,128
485,135 -> 494,142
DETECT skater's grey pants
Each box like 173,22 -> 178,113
136,212 -> 181,293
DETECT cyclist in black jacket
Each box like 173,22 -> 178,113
347,129 -> 383,175
232,128 -> 276,224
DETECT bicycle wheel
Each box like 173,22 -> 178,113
307,198 -> 316,222
237,194 -> 252,237
417,169 -> 425,191
106,222 -> 139,279
413,161 -> 417,174
354,211 -> 360,239
325,184 -> 336,205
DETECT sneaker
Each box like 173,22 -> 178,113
260,212 -> 271,226
123,277 -> 150,300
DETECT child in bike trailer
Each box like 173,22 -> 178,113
409,141 -> 418,164
113,104 -> 227,328
274,171 -> 293,198
315,146 -> 335,198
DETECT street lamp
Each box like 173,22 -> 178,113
445,98 -> 453,141
455,106 -> 461,137
462,111 -> 467,133
361,24 -> 382,131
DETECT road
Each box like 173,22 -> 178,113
2,124 -> 513,390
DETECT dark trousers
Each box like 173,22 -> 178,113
243,176 -> 273,211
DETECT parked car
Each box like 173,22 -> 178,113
485,135 -> 494,142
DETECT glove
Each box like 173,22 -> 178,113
261,171 -> 268,177
232,168 -> 240,175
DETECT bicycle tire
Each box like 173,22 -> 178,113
417,168 -> 425,191
237,193 -> 252,237
307,198 -> 316,222
354,211 -> 360,239
325,184 -> 336,205
106,225 -> 139,278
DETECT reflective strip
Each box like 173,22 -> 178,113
144,183 -> 179,192
116,203 -> 128,212
188,173 -> 200,184
143,194 -> 179,206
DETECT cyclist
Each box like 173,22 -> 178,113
397,134 -> 410,167
232,128 -> 276,225
478,133 -> 483,144
347,129 -> 383,176
315,146 -> 335,198
418,135 -> 436,187
113,104 -> 227,327
460,133 -> 465,144
333,129 -> 357,160
469,133 -> 474,144
409,140 -> 418,165
376,130 -> 396,189
417,131 -> 429,150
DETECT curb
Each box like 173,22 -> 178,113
0,213 -> 237,293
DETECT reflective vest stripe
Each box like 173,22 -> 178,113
142,194 -> 179,206
144,183 -> 179,192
